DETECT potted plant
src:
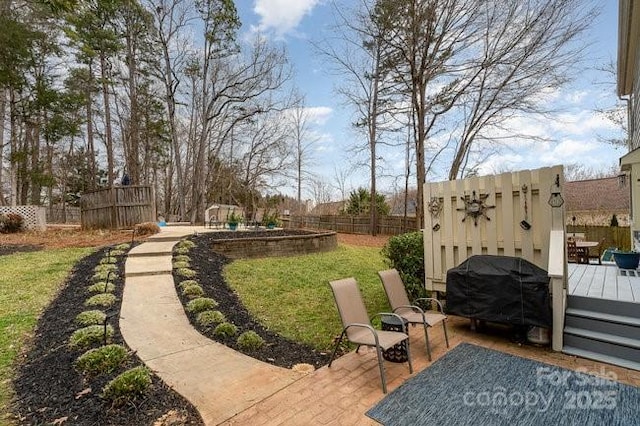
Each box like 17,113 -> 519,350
612,250 -> 640,270
263,210 -> 280,229
227,211 -> 242,231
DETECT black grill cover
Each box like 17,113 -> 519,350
446,255 -> 552,328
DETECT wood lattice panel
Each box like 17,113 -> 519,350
423,165 -> 565,293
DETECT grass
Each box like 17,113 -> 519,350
223,244 -> 389,351
0,248 -> 93,423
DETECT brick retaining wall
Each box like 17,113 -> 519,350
210,230 -> 337,259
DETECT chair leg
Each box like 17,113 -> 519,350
328,331 -> 346,367
423,324 -> 432,361
442,320 -> 450,348
356,345 -> 361,353
374,345 -> 387,394
405,336 -> 413,374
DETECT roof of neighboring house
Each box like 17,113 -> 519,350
309,201 -> 346,215
565,176 -> 630,212
617,0 -> 640,96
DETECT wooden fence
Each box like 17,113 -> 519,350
284,215 -> 418,235
80,186 -> 156,230
567,225 -> 631,251
46,206 -> 81,224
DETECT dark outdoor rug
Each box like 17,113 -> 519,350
366,343 -> 640,426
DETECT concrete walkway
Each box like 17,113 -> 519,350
119,227 -> 303,425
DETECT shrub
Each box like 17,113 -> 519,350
178,279 -> 199,289
174,254 -> 191,263
173,260 -> 190,269
94,263 -> 118,274
109,249 -> 126,256
88,282 -> 115,293
135,222 -> 161,236
114,243 -> 130,251
186,297 -> 218,313
92,271 -> 119,282
237,331 -> 265,351
100,256 -> 117,264
381,231 -> 427,301
213,322 -> 238,338
181,283 -> 204,298
0,213 -> 24,233
75,310 -> 107,326
176,268 -> 196,278
196,310 -> 225,327
102,366 -> 152,405
85,293 -> 117,308
175,246 -> 190,254
75,344 -> 129,376
69,325 -> 114,350
177,239 -> 195,249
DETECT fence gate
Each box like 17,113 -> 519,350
424,165 -> 565,293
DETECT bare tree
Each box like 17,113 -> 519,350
448,0 -> 597,180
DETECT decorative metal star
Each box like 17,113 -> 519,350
456,190 -> 495,226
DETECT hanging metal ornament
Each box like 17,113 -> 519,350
428,197 -> 442,218
456,190 -> 495,226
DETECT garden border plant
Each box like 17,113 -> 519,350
11,242 -> 203,425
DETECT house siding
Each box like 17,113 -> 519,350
632,40 -> 640,151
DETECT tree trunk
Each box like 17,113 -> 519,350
100,53 -> 115,186
0,89 -> 5,205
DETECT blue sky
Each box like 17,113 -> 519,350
235,0 -> 625,200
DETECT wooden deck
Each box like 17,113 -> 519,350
567,263 -> 640,303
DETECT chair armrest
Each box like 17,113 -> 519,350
342,322 -> 381,346
414,298 -> 445,314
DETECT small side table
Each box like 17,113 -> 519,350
380,316 -> 409,363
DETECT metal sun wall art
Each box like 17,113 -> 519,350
457,190 -> 495,226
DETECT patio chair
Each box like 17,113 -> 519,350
328,277 -> 413,393
378,269 -> 449,361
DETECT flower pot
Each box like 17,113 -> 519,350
612,251 -> 640,270
228,223 -> 238,231
267,223 -> 275,229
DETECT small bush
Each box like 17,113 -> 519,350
69,325 -> 114,350
0,213 -> 24,233
114,243 -> 130,251
175,246 -> 190,254
85,293 -> 117,308
94,263 -> 118,274
196,310 -> 225,327
75,344 -> 129,376
177,239 -> 195,249
182,283 -> 204,298
92,271 -> 119,282
174,254 -> 191,263
213,322 -> 238,338
102,366 -> 152,405
237,331 -> 265,351
75,310 -> 107,326
381,231 -> 427,301
100,256 -> 117,264
135,222 -> 161,236
176,268 -> 196,278
186,297 -> 218,313
88,282 -> 115,293
178,279 -> 199,289
173,260 -> 190,269
109,249 -> 126,256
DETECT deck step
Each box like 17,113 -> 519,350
565,309 -> 640,340
563,327 -> 640,350
562,330 -> 640,370
566,295 -> 640,319
562,346 -> 640,371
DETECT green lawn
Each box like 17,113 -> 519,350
223,244 -> 390,351
0,248 -> 93,424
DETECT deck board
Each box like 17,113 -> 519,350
566,263 -> 639,304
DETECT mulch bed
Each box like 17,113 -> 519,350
174,231 -> 332,369
11,246 -> 203,426
0,244 -> 43,256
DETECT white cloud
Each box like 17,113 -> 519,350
253,0 -> 321,37
304,106 -> 333,125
